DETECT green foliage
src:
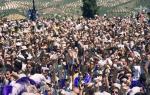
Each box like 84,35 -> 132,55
82,0 -> 98,18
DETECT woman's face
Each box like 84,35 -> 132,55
126,73 -> 132,81
111,88 -> 119,95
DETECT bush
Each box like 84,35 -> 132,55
81,0 -> 98,18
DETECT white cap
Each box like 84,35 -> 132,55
113,83 -> 121,89
21,46 -> 27,50
42,67 -> 49,71
16,42 -> 22,46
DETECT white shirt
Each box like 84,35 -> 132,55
132,66 -> 141,81
30,74 -> 46,84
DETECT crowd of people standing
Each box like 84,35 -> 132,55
0,13 -> 150,95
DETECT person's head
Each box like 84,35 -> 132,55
111,88 -> 119,95
14,60 -> 22,72
26,63 -> 33,73
125,73 -> 132,81
5,69 -> 12,80
111,83 -> 121,95
139,73 -> 146,83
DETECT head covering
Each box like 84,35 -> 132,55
113,83 -> 121,90
21,46 -> 27,50
16,42 -> 22,46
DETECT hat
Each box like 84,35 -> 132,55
42,67 -> 49,71
113,83 -> 121,90
21,46 -> 27,50
16,42 -> 22,46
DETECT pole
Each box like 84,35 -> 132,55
33,0 -> 36,11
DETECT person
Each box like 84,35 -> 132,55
0,12 -> 149,95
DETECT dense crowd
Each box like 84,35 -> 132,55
0,13 -> 150,95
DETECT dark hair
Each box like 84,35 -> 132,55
5,64 -> 13,73
135,92 -> 146,95
13,60 -> 22,72
139,73 -> 146,83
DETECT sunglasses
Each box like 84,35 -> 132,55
112,90 -> 119,94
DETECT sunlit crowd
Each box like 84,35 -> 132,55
0,13 -> 150,95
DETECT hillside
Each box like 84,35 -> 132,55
0,0 -> 149,19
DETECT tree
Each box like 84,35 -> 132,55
82,0 -> 98,18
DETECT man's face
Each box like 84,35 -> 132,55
5,71 -> 11,80
43,70 -> 48,77
26,64 -> 32,72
